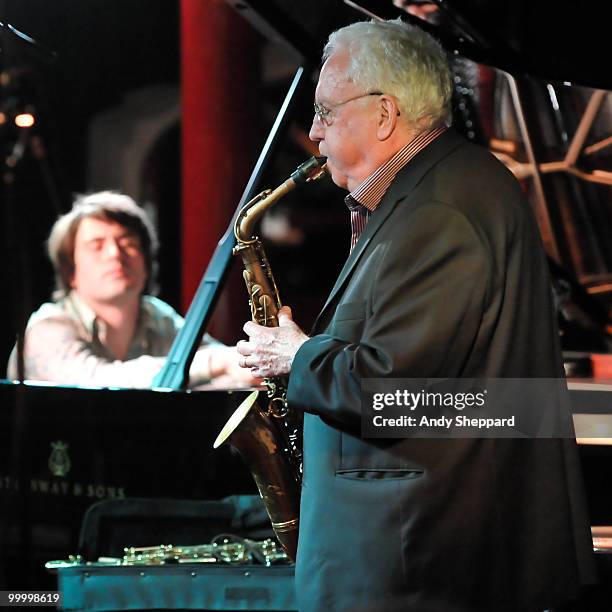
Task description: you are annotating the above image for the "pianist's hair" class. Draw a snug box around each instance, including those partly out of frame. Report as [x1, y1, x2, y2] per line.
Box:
[47, 191, 159, 300]
[323, 18, 452, 131]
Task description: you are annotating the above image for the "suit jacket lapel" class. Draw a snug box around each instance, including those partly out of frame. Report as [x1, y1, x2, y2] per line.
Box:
[312, 129, 465, 333]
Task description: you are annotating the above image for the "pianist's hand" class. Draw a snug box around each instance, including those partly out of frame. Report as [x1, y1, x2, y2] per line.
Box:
[237, 306, 309, 378]
[191, 345, 263, 388]
[218, 345, 264, 387]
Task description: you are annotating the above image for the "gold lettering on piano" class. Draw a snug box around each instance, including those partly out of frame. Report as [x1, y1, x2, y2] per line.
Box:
[0, 475, 20, 492]
[30, 479, 70, 495]
[0, 472, 125, 500]
[26, 478, 125, 499]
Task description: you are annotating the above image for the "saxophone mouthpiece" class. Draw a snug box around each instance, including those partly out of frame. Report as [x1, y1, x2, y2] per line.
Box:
[291, 156, 328, 184]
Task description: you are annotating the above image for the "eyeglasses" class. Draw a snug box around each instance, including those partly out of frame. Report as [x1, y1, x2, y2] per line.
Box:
[313, 91, 383, 126]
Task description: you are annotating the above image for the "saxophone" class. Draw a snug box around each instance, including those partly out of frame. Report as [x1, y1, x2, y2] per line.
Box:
[214, 156, 327, 561]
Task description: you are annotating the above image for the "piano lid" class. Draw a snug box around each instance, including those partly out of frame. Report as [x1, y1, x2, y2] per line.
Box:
[226, 0, 611, 91]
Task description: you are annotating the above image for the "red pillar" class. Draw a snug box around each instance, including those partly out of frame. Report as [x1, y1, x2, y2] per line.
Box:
[180, 0, 260, 340]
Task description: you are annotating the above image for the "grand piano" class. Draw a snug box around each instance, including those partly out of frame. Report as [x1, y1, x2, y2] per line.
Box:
[1, 0, 611, 597]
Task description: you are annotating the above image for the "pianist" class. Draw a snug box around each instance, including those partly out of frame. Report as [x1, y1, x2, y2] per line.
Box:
[6, 191, 255, 389]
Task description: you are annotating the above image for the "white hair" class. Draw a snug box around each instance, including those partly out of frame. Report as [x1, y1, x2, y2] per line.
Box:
[323, 18, 452, 130]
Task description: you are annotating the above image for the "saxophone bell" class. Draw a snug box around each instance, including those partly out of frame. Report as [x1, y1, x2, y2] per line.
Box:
[213, 390, 301, 560]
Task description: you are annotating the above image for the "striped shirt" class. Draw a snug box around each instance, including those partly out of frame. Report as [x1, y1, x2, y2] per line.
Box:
[346, 127, 446, 252]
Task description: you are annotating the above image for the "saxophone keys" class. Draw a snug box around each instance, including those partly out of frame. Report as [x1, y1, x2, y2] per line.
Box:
[258, 294, 277, 326]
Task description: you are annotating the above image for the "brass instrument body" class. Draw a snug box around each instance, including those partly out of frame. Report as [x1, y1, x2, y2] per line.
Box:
[237, 238, 281, 328]
[214, 156, 326, 562]
[123, 537, 289, 566]
[45, 538, 289, 569]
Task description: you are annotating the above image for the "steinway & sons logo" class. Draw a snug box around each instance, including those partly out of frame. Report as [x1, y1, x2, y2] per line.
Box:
[0, 440, 126, 500]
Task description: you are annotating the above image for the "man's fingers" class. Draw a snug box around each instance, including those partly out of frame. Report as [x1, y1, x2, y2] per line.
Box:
[278, 305, 294, 326]
[236, 340, 252, 356]
[243, 320, 272, 337]
[278, 305, 292, 317]
[243, 321, 257, 335]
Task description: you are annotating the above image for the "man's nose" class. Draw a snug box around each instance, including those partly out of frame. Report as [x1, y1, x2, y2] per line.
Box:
[309, 117, 324, 142]
[103, 239, 122, 258]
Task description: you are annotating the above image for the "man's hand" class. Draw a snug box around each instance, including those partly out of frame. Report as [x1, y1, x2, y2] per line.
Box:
[237, 306, 309, 378]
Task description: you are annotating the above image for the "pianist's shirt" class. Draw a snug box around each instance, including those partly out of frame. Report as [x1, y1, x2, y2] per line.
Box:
[6, 291, 218, 388]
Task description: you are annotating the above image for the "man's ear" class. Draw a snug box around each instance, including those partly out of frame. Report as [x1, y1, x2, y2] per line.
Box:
[376, 95, 400, 140]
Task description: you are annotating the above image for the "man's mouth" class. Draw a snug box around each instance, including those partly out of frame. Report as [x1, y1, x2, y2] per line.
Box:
[104, 268, 129, 279]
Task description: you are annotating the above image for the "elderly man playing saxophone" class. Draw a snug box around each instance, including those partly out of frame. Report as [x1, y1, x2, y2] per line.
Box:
[237, 18, 594, 612]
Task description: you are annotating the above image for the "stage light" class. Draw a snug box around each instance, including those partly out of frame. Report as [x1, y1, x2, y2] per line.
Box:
[15, 113, 35, 128]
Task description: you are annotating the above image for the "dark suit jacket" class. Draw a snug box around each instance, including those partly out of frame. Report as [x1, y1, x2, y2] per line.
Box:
[286, 129, 596, 612]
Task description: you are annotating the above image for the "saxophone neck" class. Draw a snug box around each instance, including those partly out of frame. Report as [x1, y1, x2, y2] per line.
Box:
[234, 183, 291, 243]
[234, 156, 327, 243]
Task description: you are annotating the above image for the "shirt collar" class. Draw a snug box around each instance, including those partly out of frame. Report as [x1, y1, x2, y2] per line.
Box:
[65, 291, 98, 339]
[345, 126, 447, 212]
[64, 290, 152, 346]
